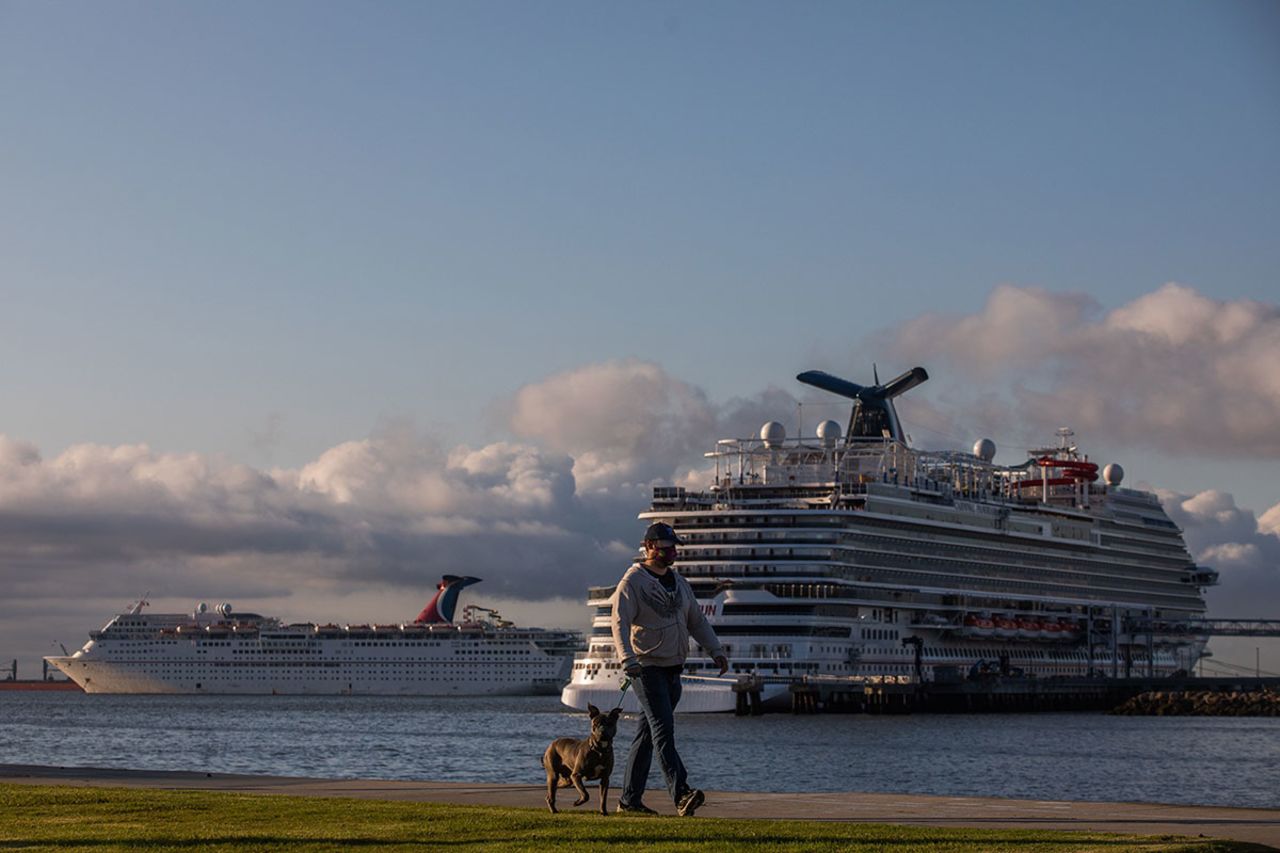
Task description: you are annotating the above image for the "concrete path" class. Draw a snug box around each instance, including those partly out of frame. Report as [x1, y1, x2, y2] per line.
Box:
[2, 763, 1277, 848]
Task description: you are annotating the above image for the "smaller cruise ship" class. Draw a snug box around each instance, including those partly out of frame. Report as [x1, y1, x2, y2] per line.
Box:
[46, 576, 584, 696]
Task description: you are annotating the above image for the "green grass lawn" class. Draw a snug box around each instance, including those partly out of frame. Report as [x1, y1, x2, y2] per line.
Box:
[0, 784, 1266, 852]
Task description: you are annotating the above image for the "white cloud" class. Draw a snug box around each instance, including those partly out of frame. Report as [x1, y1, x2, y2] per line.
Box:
[508, 358, 717, 490]
[1258, 503, 1280, 537]
[506, 358, 801, 491]
[0, 426, 623, 666]
[880, 283, 1280, 457]
[1159, 488, 1280, 619]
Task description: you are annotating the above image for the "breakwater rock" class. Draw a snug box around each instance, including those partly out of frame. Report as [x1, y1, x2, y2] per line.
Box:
[1110, 688, 1280, 716]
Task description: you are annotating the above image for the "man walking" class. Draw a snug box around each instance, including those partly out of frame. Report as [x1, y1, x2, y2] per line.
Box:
[610, 521, 728, 816]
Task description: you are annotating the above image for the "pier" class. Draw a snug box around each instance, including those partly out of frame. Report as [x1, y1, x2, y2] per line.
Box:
[775, 674, 1280, 715]
[0, 658, 81, 691]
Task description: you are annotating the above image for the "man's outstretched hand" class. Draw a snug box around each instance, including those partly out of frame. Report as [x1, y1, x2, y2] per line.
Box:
[714, 655, 729, 675]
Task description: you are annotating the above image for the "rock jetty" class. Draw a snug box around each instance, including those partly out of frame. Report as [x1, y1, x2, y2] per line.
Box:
[1110, 688, 1280, 716]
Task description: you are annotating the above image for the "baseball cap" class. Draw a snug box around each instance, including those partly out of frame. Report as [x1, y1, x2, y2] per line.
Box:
[642, 522, 683, 545]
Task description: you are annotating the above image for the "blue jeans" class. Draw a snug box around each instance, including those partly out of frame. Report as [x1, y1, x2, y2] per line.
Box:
[621, 664, 689, 807]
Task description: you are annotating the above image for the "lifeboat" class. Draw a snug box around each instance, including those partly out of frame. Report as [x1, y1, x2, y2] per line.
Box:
[960, 614, 995, 638]
[1015, 618, 1041, 639]
[993, 617, 1018, 639]
[1041, 621, 1064, 640]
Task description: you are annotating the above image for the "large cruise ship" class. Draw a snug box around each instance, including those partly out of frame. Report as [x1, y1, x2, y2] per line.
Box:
[47, 576, 584, 695]
[563, 366, 1217, 713]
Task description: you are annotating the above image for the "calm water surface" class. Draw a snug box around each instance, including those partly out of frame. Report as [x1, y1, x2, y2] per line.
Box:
[2, 693, 1277, 809]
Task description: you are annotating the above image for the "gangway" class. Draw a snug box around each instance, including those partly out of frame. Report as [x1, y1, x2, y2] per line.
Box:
[1199, 657, 1279, 678]
[1129, 619, 1280, 637]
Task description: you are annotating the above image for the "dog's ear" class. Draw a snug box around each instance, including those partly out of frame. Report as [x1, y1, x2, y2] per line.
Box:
[608, 707, 622, 720]
[587, 703, 600, 718]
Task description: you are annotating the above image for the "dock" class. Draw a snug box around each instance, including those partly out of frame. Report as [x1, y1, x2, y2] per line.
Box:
[2, 658, 81, 690]
[0, 679, 82, 692]
[763, 674, 1280, 715]
[2, 763, 1277, 846]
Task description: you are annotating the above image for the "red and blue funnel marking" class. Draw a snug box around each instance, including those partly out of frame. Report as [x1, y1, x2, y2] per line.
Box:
[414, 576, 481, 624]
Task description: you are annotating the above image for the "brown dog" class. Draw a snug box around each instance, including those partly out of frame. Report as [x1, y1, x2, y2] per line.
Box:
[542, 703, 621, 815]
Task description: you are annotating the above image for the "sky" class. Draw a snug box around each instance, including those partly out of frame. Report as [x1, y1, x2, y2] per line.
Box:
[1, 1, 1277, 675]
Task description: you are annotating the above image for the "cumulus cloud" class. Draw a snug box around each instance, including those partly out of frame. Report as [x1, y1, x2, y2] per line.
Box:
[507, 358, 716, 490]
[507, 358, 798, 491]
[1258, 503, 1280, 537]
[1158, 488, 1280, 619]
[878, 283, 1280, 457]
[0, 428, 632, 665]
[1156, 488, 1280, 673]
[0, 360, 808, 669]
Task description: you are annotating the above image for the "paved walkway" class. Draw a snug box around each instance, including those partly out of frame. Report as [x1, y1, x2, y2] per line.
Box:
[3, 764, 1277, 848]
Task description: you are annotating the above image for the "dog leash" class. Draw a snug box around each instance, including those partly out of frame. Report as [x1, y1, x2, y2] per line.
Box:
[611, 676, 633, 712]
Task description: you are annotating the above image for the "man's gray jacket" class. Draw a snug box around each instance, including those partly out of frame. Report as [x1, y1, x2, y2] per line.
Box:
[610, 563, 724, 670]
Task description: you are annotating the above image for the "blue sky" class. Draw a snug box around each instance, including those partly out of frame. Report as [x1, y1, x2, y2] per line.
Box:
[0, 2, 1278, 668]
[3, 2, 1276, 458]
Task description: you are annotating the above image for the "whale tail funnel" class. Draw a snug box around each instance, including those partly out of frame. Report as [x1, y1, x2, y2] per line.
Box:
[796, 366, 928, 442]
[414, 576, 482, 624]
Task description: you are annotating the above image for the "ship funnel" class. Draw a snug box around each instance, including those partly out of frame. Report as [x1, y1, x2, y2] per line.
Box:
[796, 366, 928, 442]
[878, 367, 929, 399]
[415, 576, 482, 624]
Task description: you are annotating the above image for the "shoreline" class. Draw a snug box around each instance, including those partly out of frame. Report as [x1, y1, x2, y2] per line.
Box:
[2, 763, 1277, 847]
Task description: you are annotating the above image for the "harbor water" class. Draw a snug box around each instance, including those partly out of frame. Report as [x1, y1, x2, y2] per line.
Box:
[2, 692, 1277, 810]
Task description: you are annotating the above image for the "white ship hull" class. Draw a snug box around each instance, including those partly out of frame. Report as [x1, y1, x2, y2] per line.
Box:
[561, 671, 786, 714]
[47, 578, 584, 697]
[48, 656, 571, 696]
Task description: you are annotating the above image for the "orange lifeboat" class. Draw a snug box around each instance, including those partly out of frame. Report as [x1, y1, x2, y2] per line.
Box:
[993, 617, 1018, 639]
[961, 614, 995, 638]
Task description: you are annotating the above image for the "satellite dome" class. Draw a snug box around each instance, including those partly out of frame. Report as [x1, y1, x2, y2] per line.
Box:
[197, 602, 208, 614]
[973, 438, 996, 462]
[816, 419, 842, 448]
[760, 421, 786, 448]
[1103, 463, 1124, 486]
[219, 603, 233, 617]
